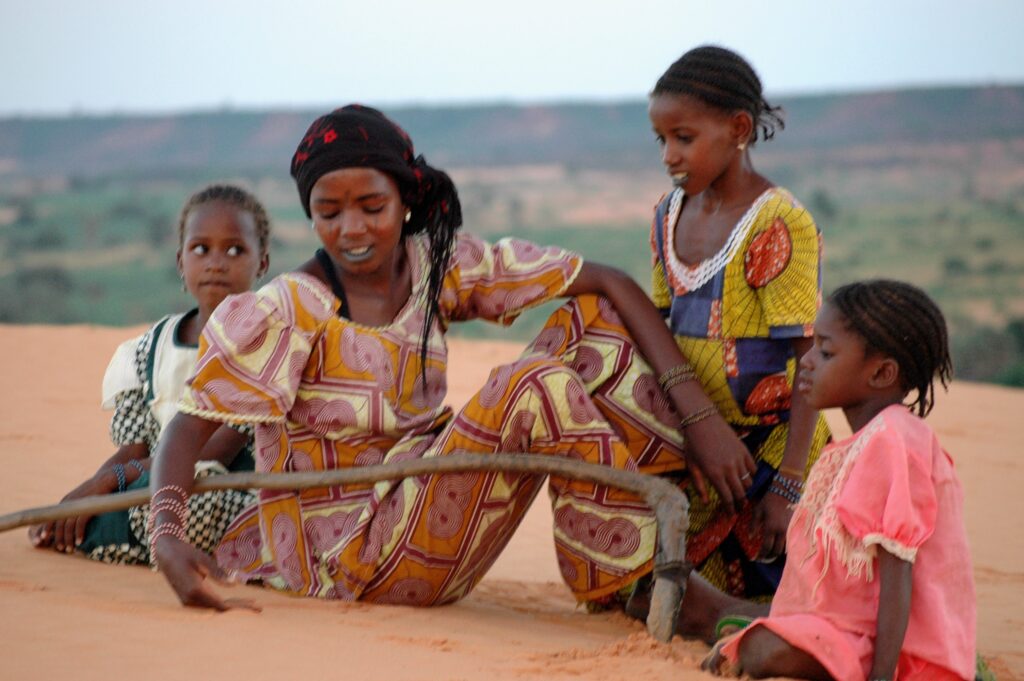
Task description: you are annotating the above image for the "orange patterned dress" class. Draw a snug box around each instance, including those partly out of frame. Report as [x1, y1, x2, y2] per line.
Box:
[181, 233, 686, 604]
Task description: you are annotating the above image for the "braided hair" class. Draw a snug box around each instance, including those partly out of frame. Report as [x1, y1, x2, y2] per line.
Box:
[652, 45, 784, 145]
[290, 105, 463, 384]
[177, 183, 271, 256]
[829, 280, 952, 417]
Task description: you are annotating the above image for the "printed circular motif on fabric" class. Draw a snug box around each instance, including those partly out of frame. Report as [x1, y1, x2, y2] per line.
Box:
[219, 296, 269, 354]
[455, 235, 486, 269]
[426, 472, 476, 539]
[359, 489, 405, 565]
[499, 409, 537, 452]
[509, 238, 548, 264]
[409, 365, 446, 410]
[744, 217, 792, 288]
[304, 510, 360, 555]
[743, 374, 791, 415]
[528, 326, 567, 357]
[631, 373, 678, 428]
[270, 512, 304, 591]
[568, 345, 604, 383]
[215, 523, 262, 570]
[565, 378, 598, 425]
[557, 551, 579, 582]
[354, 446, 385, 466]
[374, 577, 435, 605]
[478, 364, 515, 408]
[554, 507, 642, 558]
[291, 397, 358, 432]
[340, 328, 394, 388]
[204, 379, 275, 416]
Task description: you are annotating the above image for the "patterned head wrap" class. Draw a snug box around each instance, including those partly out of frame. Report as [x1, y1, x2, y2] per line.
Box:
[290, 105, 463, 383]
[290, 104, 462, 236]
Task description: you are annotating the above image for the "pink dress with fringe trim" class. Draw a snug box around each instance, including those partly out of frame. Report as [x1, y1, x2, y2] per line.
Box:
[720, 405, 975, 680]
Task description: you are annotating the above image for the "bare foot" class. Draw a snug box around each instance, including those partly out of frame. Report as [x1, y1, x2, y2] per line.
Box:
[675, 574, 769, 643]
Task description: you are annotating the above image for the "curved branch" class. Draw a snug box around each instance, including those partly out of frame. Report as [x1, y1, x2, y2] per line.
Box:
[2, 453, 691, 641]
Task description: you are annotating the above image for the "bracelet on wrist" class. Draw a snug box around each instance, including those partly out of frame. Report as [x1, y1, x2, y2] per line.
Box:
[657, 363, 697, 392]
[768, 483, 801, 504]
[678, 405, 717, 430]
[126, 459, 146, 478]
[112, 463, 127, 493]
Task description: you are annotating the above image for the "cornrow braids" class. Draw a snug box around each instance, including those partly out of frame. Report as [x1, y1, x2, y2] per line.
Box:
[652, 45, 784, 144]
[829, 280, 953, 417]
[177, 184, 272, 256]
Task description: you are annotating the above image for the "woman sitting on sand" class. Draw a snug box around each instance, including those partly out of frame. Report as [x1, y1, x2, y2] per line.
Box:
[147, 105, 760, 628]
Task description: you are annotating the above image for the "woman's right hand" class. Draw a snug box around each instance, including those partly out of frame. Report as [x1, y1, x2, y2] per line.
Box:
[680, 415, 756, 512]
[153, 535, 259, 612]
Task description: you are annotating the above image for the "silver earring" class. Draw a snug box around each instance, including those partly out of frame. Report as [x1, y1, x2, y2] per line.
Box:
[404, 210, 412, 224]
[310, 220, 316, 231]
[180, 275, 187, 292]
[737, 141, 747, 152]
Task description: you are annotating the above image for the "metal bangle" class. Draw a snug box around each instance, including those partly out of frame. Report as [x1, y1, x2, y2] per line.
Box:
[657, 363, 696, 392]
[678, 405, 718, 430]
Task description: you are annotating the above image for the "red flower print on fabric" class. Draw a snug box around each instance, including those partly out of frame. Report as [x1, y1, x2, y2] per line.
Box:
[323, 129, 337, 144]
[744, 374, 791, 415]
[744, 217, 792, 288]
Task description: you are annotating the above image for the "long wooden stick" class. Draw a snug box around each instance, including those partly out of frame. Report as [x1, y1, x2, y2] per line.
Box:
[0, 453, 691, 641]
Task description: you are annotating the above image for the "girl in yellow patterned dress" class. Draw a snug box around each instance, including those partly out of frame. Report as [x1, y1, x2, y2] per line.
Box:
[647, 46, 831, 599]
[145, 104, 760, 616]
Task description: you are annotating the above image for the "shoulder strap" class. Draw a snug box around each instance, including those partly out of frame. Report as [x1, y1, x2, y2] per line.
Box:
[144, 316, 172, 403]
[652, 193, 671, 266]
[314, 248, 351, 319]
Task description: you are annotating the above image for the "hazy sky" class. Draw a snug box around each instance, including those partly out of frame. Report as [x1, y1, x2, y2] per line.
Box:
[2, 0, 1022, 116]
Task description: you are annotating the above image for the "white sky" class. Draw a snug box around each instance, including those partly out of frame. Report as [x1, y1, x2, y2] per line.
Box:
[1, 0, 1022, 115]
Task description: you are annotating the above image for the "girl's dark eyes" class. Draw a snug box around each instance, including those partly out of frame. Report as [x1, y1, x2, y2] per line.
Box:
[227, 245, 242, 256]
[189, 244, 208, 255]
[820, 350, 834, 359]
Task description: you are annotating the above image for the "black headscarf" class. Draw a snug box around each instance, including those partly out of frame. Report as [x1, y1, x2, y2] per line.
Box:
[290, 104, 464, 383]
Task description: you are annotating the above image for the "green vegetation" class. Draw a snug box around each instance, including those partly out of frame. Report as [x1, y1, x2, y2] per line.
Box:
[1, 85, 1022, 386]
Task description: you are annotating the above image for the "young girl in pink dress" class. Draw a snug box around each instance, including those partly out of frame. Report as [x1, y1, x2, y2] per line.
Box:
[706, 279, 976, 680]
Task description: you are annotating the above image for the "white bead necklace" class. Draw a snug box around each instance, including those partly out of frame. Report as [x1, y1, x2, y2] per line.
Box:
[663, 186, 775, 293]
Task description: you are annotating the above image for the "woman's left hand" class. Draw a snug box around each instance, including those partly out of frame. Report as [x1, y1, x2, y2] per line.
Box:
[753, 491, 793, 561]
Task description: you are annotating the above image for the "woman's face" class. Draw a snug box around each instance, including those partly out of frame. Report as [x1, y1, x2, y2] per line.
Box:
[309, 167, 407, 280]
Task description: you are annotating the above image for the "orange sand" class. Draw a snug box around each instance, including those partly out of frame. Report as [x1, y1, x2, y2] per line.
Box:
[0, 324, 1020, 680]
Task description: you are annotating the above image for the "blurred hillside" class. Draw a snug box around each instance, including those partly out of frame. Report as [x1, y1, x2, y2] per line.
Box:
[1, 85, 1023, 385]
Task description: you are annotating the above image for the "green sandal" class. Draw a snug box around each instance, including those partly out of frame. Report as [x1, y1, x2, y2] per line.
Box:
[714, 615, 755, 640]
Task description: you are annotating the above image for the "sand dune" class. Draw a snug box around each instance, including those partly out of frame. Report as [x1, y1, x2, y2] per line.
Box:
[0, 324, 1019, 680]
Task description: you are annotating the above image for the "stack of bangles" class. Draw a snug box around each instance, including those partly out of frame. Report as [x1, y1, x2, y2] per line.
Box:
[657, 362, 698, 392]
[768, 466, 805, 504]
[658, 363, 717, 430]
[147, 484, 190, 566]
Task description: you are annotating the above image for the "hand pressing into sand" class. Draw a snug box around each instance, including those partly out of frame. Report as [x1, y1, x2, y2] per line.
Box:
[152, 534, 260, 612]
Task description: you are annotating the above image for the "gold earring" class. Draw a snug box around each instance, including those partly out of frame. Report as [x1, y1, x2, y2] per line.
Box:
[737, 141, 747, 152]
[404, 210, 412, 224]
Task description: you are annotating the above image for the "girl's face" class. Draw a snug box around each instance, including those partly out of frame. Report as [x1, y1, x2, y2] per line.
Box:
[310, 167, 407, 280]
[177, 201, 266, 315]
[648, 93, 744, 195]
[798, 302, 885, 411]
